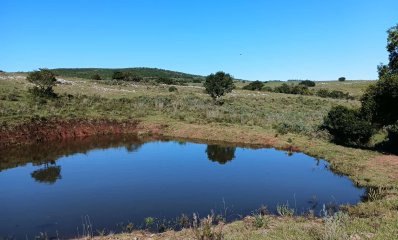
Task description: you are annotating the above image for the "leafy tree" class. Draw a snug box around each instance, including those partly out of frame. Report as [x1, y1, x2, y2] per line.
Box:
[360, 73, 398, 126]
[242, 80, 264, 91]
[387, 24, 398, 73]
[377, 24, 398, 77]
[299, 80, 316, 87]
[26, 69, 57, 98]
[203, 71, 235, 100]
[206, 145, 236, 164]
[338, 77, 346, 81]
[322, 106, 373, 146]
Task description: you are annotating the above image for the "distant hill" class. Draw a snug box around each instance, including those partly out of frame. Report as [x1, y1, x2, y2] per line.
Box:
[50, 68, 204, 82]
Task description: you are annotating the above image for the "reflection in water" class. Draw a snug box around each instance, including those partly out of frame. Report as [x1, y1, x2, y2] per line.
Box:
[31, 163, 62, 184]
[206, 145, 236, 164]
[0, 136, 366, 238]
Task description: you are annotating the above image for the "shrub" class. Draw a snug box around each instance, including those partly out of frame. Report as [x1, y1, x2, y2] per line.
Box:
[242, 80, 264, 91]
[26, 69, 57, 98]
[112, 71, 125, 80]
[316, 89, 353, 100]
[273, 84, 312, 95]
[338, 77, 346, 81]
[322, 106, 373, 146]
[299, 80, 316, 87]
[276, 203, 295, 217]
[92, 74, 102, 80]
[169, 86, 178, 92]
[203, 71, 235, 100]
[156, 77, 175, 85]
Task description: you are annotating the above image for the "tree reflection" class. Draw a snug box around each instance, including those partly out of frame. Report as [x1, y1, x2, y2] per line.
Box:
[31, 163, 62, 184]
[206, 145, 236, 164]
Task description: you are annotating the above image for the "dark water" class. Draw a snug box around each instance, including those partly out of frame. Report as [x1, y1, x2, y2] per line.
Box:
[0, 135, 364, 238]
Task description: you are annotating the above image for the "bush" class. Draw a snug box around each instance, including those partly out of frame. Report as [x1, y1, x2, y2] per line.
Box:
[322, 106, 373, 146]
[242, 80, 264, 91]
[168, 86, 178, 92]
[316, 89, 353, 100]
[299, 80, 316, 87]
[26, 69, 57, 98]
[274, 84, 312, 95]
[204, 71, 235, 100]
[360, 74, 398, 126]
[156, 77, 175, 85]
[338, 77, 346, 81]
[112, 71, 125, 80]
[92, 74, 101, 80]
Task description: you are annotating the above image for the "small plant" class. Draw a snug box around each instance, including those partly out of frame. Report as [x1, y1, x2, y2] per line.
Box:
[321, 212, 349, 240]
[192, 213, 224, 240]
[276, 203, 295, 217]
[366, 186, 386, 201]
[144, 217, 156, 228]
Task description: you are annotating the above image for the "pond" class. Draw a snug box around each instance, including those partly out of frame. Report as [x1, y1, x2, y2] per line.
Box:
[0, 135, 364, 238]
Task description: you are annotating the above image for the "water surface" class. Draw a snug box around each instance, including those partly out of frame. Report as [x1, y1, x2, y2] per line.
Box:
[0, 135, 364, 238]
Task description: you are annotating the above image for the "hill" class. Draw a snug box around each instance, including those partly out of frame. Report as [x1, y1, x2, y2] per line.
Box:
[50, 67, 204, 82]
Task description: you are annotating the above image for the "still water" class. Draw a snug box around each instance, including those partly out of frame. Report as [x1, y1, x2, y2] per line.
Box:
[0, 135, 364, 238]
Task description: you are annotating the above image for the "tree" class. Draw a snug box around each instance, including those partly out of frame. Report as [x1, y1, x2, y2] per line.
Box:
[242, 80, 264, 91]
[360, 73, 398, 126]
[377, 23, 398, 77]
[338, 77, 346, 81]
[206, 145, 236, 164]
[26, 69, 57, 98]
[203, 71, 235, 100]
[387, 24, 398, 73]
[322, 106, 373, 146]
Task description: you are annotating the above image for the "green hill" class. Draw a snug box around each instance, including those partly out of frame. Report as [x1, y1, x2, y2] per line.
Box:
[50, 67, 204, 82]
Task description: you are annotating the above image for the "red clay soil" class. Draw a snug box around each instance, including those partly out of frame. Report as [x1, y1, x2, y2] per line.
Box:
[0, 119, 144, 147]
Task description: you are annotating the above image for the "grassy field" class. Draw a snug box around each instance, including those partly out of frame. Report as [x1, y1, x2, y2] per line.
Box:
[0, 72, 397, 239]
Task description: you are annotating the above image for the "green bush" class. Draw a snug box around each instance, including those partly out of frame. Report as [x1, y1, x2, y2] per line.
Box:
[322, 106, 373, 146]
[316, 89, 353, 100]
[338, 77, 346, 81]
[26, 69, 57, 98]
[299, 80, 316, 87]
[242, 80, 264, 91]
[168, 86, 178, 92]
[92, 74, 102, 80]
[156, 77, 175, 85]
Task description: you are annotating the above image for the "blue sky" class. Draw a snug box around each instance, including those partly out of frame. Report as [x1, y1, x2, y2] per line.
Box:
[1, 0, 397, 80]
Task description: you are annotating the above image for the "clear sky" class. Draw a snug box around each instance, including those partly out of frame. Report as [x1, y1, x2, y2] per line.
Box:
[1, 0, 397, 80]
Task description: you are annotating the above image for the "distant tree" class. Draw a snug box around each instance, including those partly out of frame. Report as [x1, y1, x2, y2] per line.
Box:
[242, 80, 264, 91]
[156, 77, 175, 85]
[299, 80, 316, 87]
[322, 106, 373, 146]
[112, 71, 125, 80]
[26, 69, 57, 98]
[338, 77, 346, 82]
[206, 145, 236, 164]
[203, 71, 235, 100]
[92, 73, 102, 80]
